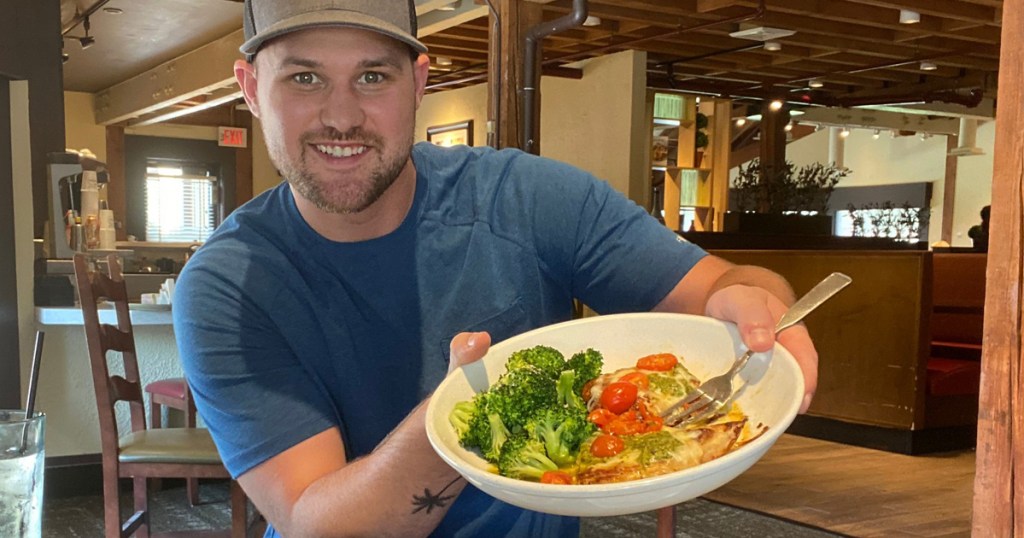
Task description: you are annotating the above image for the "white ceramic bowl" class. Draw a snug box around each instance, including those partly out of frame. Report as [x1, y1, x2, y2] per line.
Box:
[425, 312, 804, 517]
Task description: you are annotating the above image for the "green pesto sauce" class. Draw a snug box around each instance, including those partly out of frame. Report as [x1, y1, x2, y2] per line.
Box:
[624, 431, 682, 466]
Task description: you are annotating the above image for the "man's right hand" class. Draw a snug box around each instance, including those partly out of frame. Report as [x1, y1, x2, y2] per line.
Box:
[448, 332, 491, 373]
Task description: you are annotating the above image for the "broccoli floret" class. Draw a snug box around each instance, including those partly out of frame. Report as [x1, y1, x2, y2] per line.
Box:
[480, 412, 511, 462]
[566, 348, 604, 393]
[456, 394, 512, 463]
[556, 370, 586, 411]
[525, 407, 596, 467]
[497, 434, 558, 481]
[505, 345, 566, 380]
[449, 400, 477, 444]
[486, 368, 558, 432]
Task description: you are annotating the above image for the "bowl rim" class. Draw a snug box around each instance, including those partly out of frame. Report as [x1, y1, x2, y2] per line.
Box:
[425, 312, 804, 498]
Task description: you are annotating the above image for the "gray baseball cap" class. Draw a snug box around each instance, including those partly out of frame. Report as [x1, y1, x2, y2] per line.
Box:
[241, 0, 428, 60]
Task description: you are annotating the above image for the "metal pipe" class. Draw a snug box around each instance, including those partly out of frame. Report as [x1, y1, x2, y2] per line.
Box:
[486, 0, 501, 148]
[522, 0, 589, 153]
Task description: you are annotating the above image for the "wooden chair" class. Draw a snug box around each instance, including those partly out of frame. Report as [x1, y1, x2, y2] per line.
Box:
[145, 377, 201, 505]
[74, 253, 250, 538]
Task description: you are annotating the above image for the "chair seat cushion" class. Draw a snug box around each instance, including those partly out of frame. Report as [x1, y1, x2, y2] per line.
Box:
[119, 428, 223, 465]
[145, 377, 188, 400]
[927, 358, 982, 397]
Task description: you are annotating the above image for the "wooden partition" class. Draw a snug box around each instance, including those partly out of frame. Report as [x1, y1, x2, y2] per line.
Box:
[712, 250, 932, 430]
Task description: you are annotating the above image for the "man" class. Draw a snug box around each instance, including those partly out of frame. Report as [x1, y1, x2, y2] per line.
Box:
[173, 0, 818, 536]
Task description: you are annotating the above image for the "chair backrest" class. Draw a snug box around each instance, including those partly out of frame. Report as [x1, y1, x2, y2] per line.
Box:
[73, 254, 148, 456]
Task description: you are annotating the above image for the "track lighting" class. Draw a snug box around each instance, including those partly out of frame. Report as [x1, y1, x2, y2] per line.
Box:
[764, 41, 782, 52]
[839, 127, 851, 138]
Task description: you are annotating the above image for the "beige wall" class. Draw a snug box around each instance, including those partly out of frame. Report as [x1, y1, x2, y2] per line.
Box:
[411, 50, 649, 205]
[12, 81, 35, 407]
[541, 50, 649, 205]
[63, 91, 107, 162]
[785, 122, 995, 246]
[415, 82, 489, 147]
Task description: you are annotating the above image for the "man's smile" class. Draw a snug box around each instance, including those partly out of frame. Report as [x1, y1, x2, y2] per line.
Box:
[314, 143, 369, 159]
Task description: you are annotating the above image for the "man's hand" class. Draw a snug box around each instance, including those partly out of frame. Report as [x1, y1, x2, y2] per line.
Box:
[705, 284, 818, 413]
[448, 331, 491, 373]
[655, 256, 819, 414]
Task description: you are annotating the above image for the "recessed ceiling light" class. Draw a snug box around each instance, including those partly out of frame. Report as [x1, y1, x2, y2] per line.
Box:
[769, 99, 784, 111]
[438, 1, 459, 11]
[839, 127, 851, 138]
[920, 61, 938, 71]
[899, 9, 921, 24]
[103, 7, 123, 15]
[784, 122, 794, 132]
[808, 78, 824, 88]
[735, 118, 747, 127]
[872, 129, 881, 140]
[435, 56, 453, 66]
[583, 16, 602, 27]
[764, 41, 782, 52]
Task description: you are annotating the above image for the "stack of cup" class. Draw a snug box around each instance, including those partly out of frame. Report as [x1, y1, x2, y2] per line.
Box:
[98, 209, 116, 250]
[80, 171, 100, 249]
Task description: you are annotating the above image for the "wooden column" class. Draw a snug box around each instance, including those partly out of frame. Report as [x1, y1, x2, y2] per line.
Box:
[709, 98, 733, 231]
[105, 126, 127, 240]
[759, 103, 789, 208]
[490, 0, 542, 150]
[972, 0, 1024, 534]
[941, 135, 958, 244]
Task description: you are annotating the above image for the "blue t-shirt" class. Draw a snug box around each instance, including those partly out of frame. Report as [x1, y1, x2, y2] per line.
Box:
[174, 143, 707, 537]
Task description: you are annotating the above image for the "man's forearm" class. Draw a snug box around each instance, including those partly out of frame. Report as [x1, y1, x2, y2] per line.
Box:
[292, 401, 465, 537]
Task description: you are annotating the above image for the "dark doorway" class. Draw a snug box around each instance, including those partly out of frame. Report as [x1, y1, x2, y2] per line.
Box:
[1, 77, 22, 408]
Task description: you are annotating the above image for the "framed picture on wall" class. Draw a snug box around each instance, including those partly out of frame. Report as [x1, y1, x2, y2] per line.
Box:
[427, 120, 473, 147]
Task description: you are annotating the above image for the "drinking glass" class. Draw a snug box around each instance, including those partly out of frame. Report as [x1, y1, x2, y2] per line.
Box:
[0, 410, 45, 537]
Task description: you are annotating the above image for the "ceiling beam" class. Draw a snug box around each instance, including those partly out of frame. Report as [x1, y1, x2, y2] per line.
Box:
[795, 106, 962, 134]
[94, 30, 243, 125]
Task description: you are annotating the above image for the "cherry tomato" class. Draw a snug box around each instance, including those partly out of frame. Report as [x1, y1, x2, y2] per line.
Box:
[618, 371, 650, 390]
[605, 416, 645, 436]
[541, 470, 574, 484]
[600, 382, 638, 414]
[588, 408, 617, 427]
[590, 434, 625, 458]
[636, 353, 678, 371]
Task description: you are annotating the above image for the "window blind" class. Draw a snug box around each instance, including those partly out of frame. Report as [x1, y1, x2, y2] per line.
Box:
[145, 166, 217, 242]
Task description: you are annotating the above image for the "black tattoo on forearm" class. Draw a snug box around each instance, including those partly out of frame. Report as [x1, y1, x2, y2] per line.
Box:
[411, 477, 461, 514]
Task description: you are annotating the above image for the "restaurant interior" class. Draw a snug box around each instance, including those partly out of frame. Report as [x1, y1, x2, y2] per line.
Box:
[2, 0, 1019, 536]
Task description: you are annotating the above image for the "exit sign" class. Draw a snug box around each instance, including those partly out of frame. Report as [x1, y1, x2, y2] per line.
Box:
[218, 126, 248, 148]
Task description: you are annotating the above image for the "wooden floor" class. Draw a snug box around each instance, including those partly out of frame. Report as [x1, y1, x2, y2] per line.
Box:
[703, 434, 976, 537]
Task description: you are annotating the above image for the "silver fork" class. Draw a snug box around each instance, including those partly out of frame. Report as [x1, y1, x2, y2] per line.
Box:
[661, 272, 853, 426]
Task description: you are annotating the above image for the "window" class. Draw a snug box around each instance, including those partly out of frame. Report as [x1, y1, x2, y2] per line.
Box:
[145, 161, 219, 242]
[834, 206, 925, 243]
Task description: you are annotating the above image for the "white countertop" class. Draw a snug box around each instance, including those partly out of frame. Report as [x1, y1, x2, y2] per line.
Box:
[36, 306, 174, 326]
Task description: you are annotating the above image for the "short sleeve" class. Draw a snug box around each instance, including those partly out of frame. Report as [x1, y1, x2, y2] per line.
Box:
[507, 156, 708, 313]
[173, 251, 338, 478]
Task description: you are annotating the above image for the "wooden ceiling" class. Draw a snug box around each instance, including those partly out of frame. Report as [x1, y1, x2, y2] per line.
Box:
[420, 0, 1002, 110]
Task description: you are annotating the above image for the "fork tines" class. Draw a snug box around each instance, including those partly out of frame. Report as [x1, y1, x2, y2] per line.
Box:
[662, 390, 728, 427]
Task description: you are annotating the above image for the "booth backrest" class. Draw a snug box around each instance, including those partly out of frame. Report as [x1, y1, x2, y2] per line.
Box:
[930, 253, 987, 349]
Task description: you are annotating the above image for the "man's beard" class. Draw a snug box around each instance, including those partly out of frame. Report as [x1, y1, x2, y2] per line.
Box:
[274, 125, 413, 214]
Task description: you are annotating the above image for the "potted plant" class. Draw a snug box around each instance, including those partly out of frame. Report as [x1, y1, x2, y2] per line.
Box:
[726, 159, 849, 235]
[694, 112, 709, 168]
